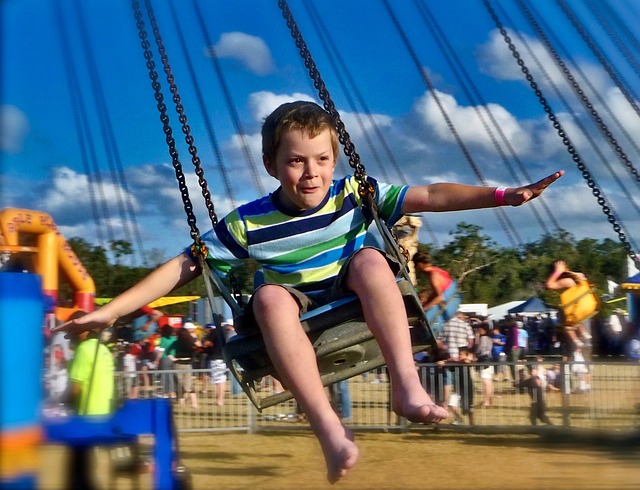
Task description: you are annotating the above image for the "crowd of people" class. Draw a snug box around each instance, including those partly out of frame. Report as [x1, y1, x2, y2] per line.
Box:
[409, 252, 629, 427]
[114, 315, 237, 409]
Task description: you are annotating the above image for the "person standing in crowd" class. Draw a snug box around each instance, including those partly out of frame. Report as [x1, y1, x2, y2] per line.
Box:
[438, 310, 475, 418]
[439, 311, 475, 361]
[156, 324, 177, 399]
[47, 345, 69, 405]
[330, 379, 352, 422]
[66, 310, 115, 489]
[545, 363, 562, 393]
[202, 320, 228, 406]
[447, 346, 475, 425]
[167, 327, 201, 409]
[509, 320, 528, 384]
[122, 343, 139, 399]
[491, 324, 510, 382]
[475, 322, 494, 407]
[525, 364, 553, 426]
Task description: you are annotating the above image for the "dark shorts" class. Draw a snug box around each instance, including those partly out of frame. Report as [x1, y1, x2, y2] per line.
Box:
[234, 247, 402, 336]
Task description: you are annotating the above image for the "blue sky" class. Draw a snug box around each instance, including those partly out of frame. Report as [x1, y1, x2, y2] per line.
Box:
[2, 0, 640, 266]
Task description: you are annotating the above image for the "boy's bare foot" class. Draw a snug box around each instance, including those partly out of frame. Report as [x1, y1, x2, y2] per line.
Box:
[395, 402, 449, 423]
[320, 425, 359, 484]
[392, 390, 449, 423]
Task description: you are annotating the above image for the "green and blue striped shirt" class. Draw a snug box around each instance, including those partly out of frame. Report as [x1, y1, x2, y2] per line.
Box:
[197, 175, 407, 296]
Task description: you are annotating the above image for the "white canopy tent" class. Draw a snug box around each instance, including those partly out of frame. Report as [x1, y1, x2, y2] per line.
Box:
[486, 301, 525, 321]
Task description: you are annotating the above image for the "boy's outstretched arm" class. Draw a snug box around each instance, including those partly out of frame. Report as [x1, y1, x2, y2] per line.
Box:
[401, 170, 563, 214]
[54, 252, 200, 334]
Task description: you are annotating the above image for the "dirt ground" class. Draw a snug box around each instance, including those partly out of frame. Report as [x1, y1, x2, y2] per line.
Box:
[40, 428, 640, 490]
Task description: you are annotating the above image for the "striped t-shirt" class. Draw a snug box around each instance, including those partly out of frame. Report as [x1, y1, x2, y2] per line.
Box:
[196, 175, 408, 296]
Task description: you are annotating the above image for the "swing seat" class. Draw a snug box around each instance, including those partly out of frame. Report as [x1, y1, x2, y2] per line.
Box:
[222, 277, 436, 411]
[424, 280, 461, 338]
[559, 281, 599, 326]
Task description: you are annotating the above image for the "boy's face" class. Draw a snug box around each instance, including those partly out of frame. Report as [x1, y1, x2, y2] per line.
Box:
[264, 128, 336, 211]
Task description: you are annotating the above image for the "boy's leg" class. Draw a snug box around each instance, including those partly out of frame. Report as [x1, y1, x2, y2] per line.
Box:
[252, 285, 358, 483]
[344, 249, 448, 423]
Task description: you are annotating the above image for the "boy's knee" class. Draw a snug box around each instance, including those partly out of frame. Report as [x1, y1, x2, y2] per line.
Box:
[252, 285, 297, 314]
[348, 248, 390, 275]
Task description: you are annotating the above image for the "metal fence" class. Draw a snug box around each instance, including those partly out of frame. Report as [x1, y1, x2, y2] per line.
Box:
[113, 359, 640, 433]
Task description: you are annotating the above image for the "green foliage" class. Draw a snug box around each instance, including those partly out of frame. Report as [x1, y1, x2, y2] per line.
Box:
[416, 225, 629, 307]
[64, 225, 631, 313]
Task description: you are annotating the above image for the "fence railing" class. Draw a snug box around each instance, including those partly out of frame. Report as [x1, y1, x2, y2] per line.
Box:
[111, 359, 640, 433]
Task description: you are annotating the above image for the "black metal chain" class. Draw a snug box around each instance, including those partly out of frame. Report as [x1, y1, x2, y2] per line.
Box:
[556, 0, 640, 121]
[131, 0, 213, 258]
[277, 0, 373, 199]
[277, 0, 412, 262]
[517, 0, 640, 188]
[142, 0, 218, 230]
[483, 0, 639, 270]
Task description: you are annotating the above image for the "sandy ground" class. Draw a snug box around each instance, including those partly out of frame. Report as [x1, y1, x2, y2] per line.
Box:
[39, 428, 640, 490]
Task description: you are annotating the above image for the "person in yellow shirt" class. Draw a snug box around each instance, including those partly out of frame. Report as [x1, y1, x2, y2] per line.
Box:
[66, 310, 115, 489]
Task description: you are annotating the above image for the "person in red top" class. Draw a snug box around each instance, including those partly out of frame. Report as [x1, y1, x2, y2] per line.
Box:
[413, 251, 453, 310]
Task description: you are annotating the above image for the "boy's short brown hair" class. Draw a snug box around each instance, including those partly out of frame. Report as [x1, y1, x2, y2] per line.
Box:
[261, 101, 339, 164]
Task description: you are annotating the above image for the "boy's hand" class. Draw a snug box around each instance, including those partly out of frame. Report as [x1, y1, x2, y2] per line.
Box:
[52, 309, 117, 336]
[505, 170, 564, 206]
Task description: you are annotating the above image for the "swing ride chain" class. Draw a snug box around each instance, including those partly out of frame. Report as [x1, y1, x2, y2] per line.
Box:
[483, 0, 640, 270]
[277, 0, 373, 200]
[131, 0, 212, 259]
[278, 0, 409, 262]
[518, 0, 640, 187]
[557, 0, 640, 121]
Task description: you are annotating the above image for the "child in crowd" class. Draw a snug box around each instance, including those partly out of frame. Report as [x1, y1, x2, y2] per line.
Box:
[447, 346, 475, 425]
[525, 364, 553, 425]
[58, 101, 562, 483]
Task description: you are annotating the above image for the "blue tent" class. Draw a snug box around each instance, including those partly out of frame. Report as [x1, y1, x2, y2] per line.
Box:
[508, 297, 553, 314]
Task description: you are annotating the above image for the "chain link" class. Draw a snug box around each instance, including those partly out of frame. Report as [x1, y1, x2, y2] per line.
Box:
[278, 0, 370, 198]
[557, 0, 640, 121]
[483, 0, 639, 270]
[279, 0, 413, 263]
[131, 0, 218, 258]
[143, 0, 218, 231]
[518, 0, 640, 187]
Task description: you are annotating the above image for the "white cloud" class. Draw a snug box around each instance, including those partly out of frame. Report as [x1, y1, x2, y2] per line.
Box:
[36, 166, 140, 225]
[247, 91, 315, 123]
[340, 110, 393, 141]
[412, 89, 531, 153]
[477, 29, 566, 87]
[605, 87, 640, 148]
[0, 105, 30, 154]
[205, 32, 276, 76]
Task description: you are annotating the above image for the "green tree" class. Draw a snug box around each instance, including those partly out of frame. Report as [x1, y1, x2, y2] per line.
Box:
[110, 239, 133, 265]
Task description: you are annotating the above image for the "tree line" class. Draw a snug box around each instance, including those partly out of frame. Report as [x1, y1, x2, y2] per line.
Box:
[64, 222, 631, 317]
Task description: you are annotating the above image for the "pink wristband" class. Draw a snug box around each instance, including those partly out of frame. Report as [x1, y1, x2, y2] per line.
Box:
[494, 186, 507, 206]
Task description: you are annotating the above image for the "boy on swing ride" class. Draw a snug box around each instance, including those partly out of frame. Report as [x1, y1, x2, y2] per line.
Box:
[60, 101, 563, 483]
